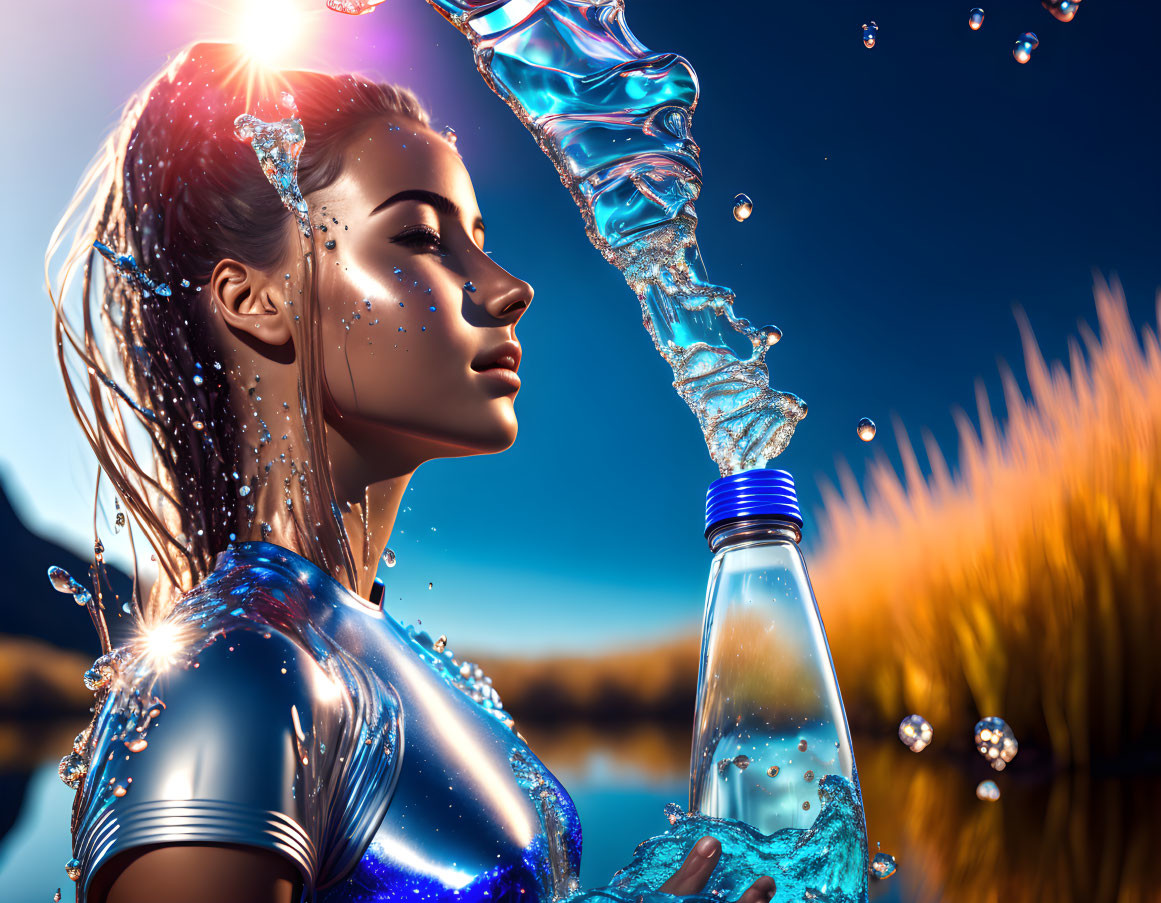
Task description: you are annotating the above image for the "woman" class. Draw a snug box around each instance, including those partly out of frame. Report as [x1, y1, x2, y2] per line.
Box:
[47, 42, 777, 903]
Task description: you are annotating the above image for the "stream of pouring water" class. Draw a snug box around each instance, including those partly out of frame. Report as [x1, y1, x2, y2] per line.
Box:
[374, 0, 807, 474]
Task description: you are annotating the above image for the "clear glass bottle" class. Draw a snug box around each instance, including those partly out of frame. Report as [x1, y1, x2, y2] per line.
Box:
[689, 469, 860, 835]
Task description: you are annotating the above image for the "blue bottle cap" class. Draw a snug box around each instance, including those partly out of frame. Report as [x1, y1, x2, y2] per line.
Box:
[705, 469, 803, 535]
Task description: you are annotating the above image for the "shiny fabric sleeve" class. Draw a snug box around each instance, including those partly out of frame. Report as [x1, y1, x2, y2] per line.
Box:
[72, 624, 402, 900]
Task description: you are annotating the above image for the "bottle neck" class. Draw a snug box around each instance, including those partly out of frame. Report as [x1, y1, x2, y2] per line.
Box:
[706, 516, 802, 553]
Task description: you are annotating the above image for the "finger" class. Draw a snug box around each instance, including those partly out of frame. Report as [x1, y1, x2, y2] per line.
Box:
[657, 836, 721, 895]
[732, 875, 776, 903]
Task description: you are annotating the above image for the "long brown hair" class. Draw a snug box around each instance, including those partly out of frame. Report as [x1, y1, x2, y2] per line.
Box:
[45, 42, 429, 623]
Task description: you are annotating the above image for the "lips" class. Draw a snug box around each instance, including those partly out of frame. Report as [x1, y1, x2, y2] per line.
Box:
[471, 340, 522, 374]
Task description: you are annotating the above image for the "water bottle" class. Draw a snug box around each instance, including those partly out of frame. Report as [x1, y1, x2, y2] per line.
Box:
[689, 469, 860, 834]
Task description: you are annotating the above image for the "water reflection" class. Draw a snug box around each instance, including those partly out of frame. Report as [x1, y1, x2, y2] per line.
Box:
[1, 719, 1159, 901]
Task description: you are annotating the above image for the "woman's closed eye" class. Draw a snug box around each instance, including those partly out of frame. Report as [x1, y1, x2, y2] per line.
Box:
[391, 225, 445, 255]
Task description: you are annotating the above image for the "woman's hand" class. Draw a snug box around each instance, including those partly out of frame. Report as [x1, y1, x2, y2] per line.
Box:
[658, 836, 776, 903]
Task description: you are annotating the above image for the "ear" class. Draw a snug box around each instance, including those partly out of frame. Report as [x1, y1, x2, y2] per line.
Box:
[209, 258, 293, 347]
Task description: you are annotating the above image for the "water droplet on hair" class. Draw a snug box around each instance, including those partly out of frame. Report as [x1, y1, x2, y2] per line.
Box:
[862, 21, 878, 48]
[969, 8, 985, 29]
[239, 485, 251, 497]
[732, 193, 753, 222]
[180, 278, 191, 288]
[857, 417, 877, 441]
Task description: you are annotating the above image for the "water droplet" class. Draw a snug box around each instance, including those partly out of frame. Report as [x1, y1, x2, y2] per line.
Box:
[73, 726, 92, 755]
[233, 109, 310, 236]
[732, 754, 751, 770]
[383, 548, 396, 567]
[898, 714, 933, 752]
[1042, 0, 1081, 22]
[54, 889, 62, 902]
[766, 765, 780, 777]
[440, 125, 458, 145]
[974, 716, 1018, 770]
[58, 752, 86, 788]
[238, 485, 251, 497]
[968, 8, 985, 29]
[731, 193, 753, 222]
[113, 783, 128, 798]
[435, 635, 448, 653]
[47, 566, 91, 606]
[325, 239, 336, 250]
[664, 802, 684, 825]
[1012, 32, 1039, 64]
[804, 769, 815, 782]
[463, 281, 476, 293]
[192, 420, 205, 431]
[857, 417, 877, 442]
[429, 305, 437, 312]
[65, 859, 82, 882]
[125, 737, 148, 753]
[760, 325, 782, 346]
[797, 738, 808, 752]
[976, 779, 1001, 801]
[428, 582, 433, 590]
[801, 800, 811, 811]
[862, 21, 878, 49]
[869, 851, 897, 879]
[193, 373, 204, 386]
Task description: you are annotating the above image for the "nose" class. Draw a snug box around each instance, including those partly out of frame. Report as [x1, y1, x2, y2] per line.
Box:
[474, 260, 534, 324]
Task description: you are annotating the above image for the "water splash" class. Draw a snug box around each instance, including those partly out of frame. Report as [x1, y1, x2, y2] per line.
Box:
[968, 8, 985, 30]
[370, 0, 808, 474]
[234, 96, 310, 236]
[559, 774, 869, 903]
[1043, 0, 1081, 23]
[1012, 32, 1040, 65]
[92, 241, 171, 298]
[974, 716, 1018, 771]
[897, 714, 932, 752]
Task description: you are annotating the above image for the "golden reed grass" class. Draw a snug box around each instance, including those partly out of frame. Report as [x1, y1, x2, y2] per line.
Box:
[813, 278, 1161, 766]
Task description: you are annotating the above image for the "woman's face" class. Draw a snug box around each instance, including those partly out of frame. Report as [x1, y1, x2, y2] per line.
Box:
[304, 116, 533, 470]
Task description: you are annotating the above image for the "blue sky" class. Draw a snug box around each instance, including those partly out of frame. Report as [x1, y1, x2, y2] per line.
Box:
[3, 0, 1159, 654]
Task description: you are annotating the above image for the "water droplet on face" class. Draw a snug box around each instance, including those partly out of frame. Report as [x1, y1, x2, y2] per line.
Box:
[1042, 0, 1081, 22]
[976, 779, 1001, 801]
[732, 193, 753, 222]
[732, 754, 751, 770]
[968, 7, 985, 29]
[857, 417, 877, 442]
[766, 765, 780, 777]
[325, 239, 336, 250]
[862, 21, 878, 49]
[797, 739, 808, 752]
[383, 548, 396, 567]
[463, 281, 476, 293]
[869, 851, 897, 879]
[898, 714, 933, 752]
[65, 859, 82, 882]
[1012, 32, 1039, 64]
[974, 716, 1018, 770]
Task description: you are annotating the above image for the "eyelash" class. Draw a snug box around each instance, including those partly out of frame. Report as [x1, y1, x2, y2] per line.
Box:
[393, 225, 444, 254]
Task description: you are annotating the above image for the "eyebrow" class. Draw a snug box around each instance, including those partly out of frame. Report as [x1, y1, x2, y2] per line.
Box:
[371, 189, 485, 236]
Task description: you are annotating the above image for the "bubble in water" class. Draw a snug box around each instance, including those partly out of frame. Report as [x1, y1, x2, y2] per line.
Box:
[898, 714, 933, 752]
[58, 752, 86, 788]
[976, 779, 1001, 801]
[731, 193, 753, 222]
[326, 0, 387, 14]
[969, 8, 985, 29]
[862, 21, 878, 49]
[1043, 0, 1081, 22]
[869, 851, 897, 879]
[47, 566, 91, 606]
[440, 125, 458, 146]
[857, 417, 877, 442]
[732, 754, 752, 770]
[65, 859, 81, 882]
[383, 548, 396, 567]
[974, 716, 1018, 770]
[1012, 32, 1039, 64]
[766, 765, 780, 777]
[234, 108, 310, 236]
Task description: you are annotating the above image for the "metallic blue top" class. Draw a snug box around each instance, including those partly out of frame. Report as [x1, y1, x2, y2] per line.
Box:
[73, 541, 583, 902]
[704, 469, 803, 534]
